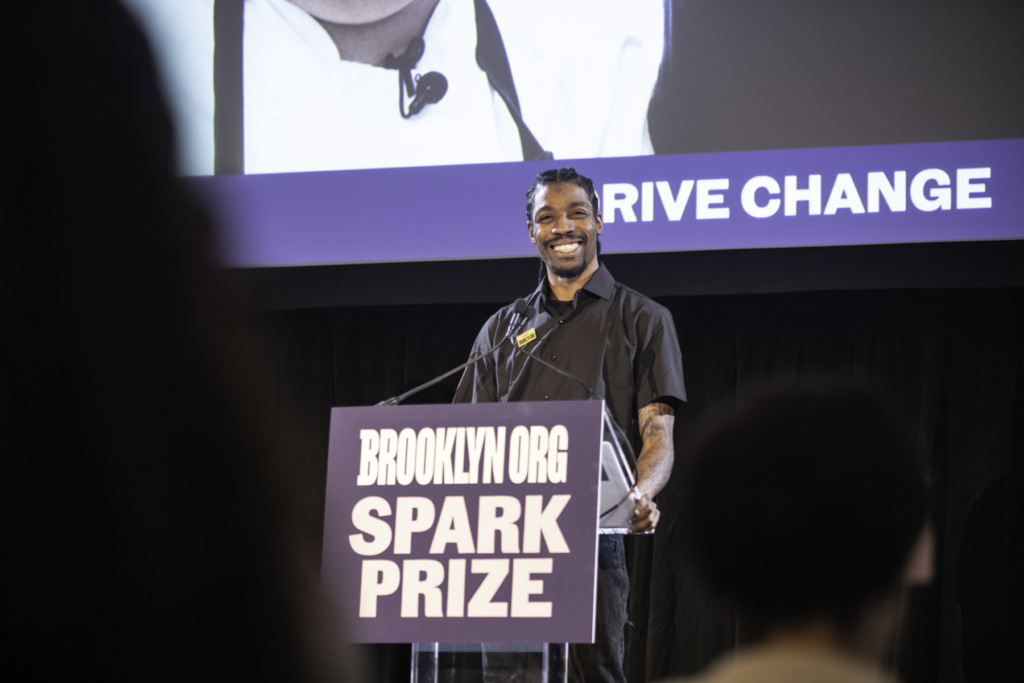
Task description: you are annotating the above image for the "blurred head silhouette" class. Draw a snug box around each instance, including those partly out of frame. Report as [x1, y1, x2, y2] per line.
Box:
[4, 2, 360, 679]
[679, 384, 932, 664]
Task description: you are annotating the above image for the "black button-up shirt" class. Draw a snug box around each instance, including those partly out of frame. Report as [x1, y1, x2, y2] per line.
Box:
[454, 265, 686, 455]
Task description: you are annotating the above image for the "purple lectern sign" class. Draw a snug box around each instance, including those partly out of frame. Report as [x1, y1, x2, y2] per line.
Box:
[322, 401, 604, 644]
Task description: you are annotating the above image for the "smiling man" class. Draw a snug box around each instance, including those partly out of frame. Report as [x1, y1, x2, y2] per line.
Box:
[455, 167, 686, 683]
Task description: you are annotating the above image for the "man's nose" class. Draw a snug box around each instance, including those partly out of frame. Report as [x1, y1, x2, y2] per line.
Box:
[552, 214, 574, 233]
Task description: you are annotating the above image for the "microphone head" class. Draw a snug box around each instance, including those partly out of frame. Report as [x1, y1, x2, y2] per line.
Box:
[417, 71, 448, 104]
[505, 298, 534, 338]
[407, 71, 448, 115]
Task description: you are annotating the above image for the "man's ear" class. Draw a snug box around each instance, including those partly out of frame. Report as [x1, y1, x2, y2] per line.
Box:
[527, 221, 536, 243]
[902, 520, 935, 586]
[596, 213, 603, 234]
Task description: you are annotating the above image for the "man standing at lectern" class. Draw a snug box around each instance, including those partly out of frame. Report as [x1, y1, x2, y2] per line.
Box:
[455, 167, 686, 682]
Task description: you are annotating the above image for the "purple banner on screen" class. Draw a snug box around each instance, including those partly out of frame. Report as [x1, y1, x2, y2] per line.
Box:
[321, 401, 603, 644]
[191, 138, 1024, 267]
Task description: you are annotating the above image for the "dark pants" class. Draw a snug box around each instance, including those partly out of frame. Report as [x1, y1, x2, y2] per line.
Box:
[477, 536, 629, 683]
[567, 535, 629, 683]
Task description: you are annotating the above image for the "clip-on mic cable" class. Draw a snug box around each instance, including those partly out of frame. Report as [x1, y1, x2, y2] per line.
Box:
[383, 35, 448, 118]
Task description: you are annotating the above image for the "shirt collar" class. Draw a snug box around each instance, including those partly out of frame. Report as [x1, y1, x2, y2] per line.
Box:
[581, 263, 615, 300]
[535, 262, 616, 304]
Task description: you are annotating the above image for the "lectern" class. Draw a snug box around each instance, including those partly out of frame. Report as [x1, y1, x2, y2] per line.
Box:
[322, 401, 631, 682]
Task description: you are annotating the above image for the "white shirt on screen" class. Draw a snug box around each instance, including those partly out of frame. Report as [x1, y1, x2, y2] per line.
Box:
[124, 0, 665, 175]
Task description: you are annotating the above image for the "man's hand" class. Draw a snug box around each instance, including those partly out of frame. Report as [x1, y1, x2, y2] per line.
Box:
[628, 489, 659, 533]
[629, 401, 675, 534]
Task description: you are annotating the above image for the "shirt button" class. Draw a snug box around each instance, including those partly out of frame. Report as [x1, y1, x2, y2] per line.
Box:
[551, 355, 557, 361]
[543, 395, 550, 401]
[557, 320, 564, 324]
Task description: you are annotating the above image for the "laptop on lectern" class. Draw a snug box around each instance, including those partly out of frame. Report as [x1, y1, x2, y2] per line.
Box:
[598, 406, 637, 532]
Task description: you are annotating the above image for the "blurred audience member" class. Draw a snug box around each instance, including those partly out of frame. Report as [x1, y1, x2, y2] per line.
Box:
[956, 463, 1023, 681]
[3, 2, 363, 679]
[662, 386, 933, 683]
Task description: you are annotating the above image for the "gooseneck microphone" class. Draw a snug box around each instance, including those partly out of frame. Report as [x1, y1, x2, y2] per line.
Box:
[375, 299, 533, 406]
[508, 305, 637, 467]
[508, 304, 641, 524]
[503, 297, 536, 337]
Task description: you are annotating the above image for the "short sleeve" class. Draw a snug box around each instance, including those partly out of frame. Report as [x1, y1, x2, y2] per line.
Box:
[634, 304, 686, 410]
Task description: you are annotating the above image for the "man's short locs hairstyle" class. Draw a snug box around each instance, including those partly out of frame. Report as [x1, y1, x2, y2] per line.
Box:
[680, 386, 929, 631]
[525, 167, 600, 222]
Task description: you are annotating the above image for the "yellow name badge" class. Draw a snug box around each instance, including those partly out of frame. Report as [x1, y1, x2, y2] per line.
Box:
[516, 328, 537, 348]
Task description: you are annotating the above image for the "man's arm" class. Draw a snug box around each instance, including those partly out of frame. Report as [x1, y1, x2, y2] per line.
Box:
[628, 401, 676, 533]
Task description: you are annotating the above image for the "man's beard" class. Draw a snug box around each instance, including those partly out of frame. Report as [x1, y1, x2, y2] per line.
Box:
[550, 260, 589, 279]
[544, 238, 600, 279]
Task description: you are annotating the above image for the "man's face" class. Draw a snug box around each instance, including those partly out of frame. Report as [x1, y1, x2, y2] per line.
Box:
[527, 182, 602, 280]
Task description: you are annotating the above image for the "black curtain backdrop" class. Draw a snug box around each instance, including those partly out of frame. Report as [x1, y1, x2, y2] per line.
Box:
[257, 285, 1023, 683]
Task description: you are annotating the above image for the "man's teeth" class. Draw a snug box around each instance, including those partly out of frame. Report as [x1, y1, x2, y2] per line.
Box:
[552, 243, 580, 253]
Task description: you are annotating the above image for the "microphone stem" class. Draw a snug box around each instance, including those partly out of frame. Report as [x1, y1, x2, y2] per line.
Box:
[376, 307, 528, 406]
[375, 344, 498, 406]
[513, 345, 638, 471]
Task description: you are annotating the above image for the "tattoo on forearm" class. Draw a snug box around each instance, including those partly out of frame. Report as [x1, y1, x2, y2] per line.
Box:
[636, 402, 675, 497]
[640, 402, 672, 439]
